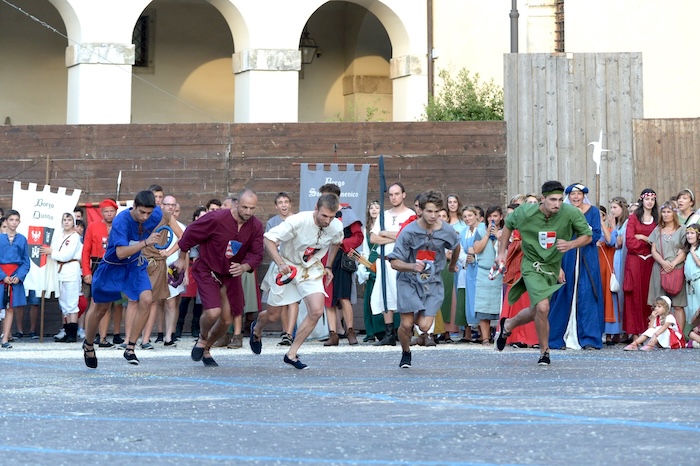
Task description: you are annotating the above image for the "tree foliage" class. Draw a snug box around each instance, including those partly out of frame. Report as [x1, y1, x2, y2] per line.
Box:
[423, 68, 504, 121]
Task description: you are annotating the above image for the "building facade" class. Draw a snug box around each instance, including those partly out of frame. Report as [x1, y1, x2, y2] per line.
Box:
[1, 0, 698, 125]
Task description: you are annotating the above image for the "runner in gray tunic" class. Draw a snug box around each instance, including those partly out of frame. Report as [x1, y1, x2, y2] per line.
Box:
[387, 190, 460, 368]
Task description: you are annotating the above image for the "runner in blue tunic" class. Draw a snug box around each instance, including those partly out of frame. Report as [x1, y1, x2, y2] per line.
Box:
[82, 191, 166, 369]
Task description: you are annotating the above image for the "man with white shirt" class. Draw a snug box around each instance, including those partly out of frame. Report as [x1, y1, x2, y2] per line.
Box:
[252, 193, 343, 369]
[370, 182, 416, 346]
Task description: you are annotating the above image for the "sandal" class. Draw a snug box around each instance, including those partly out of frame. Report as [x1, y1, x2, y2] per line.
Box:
[83, 340, 98, 369]
[123, 342, 140, 365]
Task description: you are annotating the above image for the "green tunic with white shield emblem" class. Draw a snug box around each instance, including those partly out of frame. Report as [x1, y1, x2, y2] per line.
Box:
[505, 202, 592, 306]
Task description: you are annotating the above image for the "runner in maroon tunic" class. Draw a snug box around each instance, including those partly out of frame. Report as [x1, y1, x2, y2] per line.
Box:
[174, 189, 264, 367]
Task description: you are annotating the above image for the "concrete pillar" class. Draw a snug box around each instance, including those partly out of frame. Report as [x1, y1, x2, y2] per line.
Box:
[65, 43, 135, 124]
[390, 54, 428, 121]
[232, 48, 300, 122]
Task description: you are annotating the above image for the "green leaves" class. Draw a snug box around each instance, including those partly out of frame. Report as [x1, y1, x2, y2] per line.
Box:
[423, 69, 504, 121]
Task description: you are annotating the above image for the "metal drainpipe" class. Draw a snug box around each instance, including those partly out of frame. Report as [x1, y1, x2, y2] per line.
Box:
[510, 0, 519, 53]
[427, 0, 434, 99]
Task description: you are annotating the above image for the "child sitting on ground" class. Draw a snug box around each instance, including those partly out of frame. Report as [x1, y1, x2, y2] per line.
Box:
[624, 296, 684, 350]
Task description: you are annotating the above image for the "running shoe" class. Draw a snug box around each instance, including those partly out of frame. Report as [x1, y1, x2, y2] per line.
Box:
[283, 353, 308, 370]
[537, 351, 551, 366]
[123, 350, 139, 365]
[249, 321, 262, 354]
[399, 351, 412, 368]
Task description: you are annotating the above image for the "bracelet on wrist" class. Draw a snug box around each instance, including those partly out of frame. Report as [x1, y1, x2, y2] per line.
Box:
[324, 266, 332, 270]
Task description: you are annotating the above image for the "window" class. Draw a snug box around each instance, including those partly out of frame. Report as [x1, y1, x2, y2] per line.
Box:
[133, 12, 155, 71]
[554, 0, 565, 52]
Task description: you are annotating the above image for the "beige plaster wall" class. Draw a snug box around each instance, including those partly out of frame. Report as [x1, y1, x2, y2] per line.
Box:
[565, 0, 700, 118]
[0, 0, 67, 125]
[131, 0, 234, 123]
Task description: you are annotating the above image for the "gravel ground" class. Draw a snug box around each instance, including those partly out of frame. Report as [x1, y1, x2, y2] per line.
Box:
[1, 336, 699, 465]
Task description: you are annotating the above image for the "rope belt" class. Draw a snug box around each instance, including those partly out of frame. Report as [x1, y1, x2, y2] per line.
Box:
[532, 261, 555, 276]
[102, 255, 149, 267]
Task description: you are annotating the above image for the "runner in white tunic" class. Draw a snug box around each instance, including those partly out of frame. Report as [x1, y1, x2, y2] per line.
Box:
[252, 193, 344, 369]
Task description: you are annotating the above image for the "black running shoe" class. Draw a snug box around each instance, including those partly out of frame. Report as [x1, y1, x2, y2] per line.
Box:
[283, 354, 308, 370]
[399, 351, 412, 369]
[249, 321, 262, 354]
[191, 340, 204, 361]
[537, 351, 551, 366]
[202, 355, 219, 367]
[123, 350, 140, 366]
[496, 317, 510, 352]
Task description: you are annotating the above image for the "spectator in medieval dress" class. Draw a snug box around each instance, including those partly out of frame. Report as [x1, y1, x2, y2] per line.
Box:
[623, 189, 658, 341]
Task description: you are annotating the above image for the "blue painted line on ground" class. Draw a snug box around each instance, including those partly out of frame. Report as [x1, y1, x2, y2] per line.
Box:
[0, 445, 526, 466]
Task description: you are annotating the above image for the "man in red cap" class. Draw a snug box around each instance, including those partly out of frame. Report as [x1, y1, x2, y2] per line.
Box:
[81, 198, 124, 346]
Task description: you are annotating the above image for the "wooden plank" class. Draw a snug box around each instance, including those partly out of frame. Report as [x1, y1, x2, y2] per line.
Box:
[504, 53, 519, 198]
[603, 53, 619, 207]
[517, 53, 534, 194]
[571, 53, 586, 188]
[617, 53, 634, 203]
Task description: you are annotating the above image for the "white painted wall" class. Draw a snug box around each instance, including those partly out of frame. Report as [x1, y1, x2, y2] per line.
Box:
[565, 0, 700, 118]
[0, 1, 67, 125]
[1, 0, 698, 125]
[131, 0, 234, 123]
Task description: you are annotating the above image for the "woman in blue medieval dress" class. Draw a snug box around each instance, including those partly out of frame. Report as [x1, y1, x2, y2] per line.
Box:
[549, 184, 604, 350]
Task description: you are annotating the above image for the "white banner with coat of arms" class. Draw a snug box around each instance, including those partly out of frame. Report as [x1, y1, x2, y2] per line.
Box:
[12, 181, 81, 295]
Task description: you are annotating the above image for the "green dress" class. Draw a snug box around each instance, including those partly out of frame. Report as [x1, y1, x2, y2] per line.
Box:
[362, 240, 388, 337]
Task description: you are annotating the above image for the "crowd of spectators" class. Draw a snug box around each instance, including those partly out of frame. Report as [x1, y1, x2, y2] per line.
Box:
[2, 183, 700, 355]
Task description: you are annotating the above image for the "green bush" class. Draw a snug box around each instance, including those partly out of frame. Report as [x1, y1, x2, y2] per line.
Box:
[423, 68, 504, 121]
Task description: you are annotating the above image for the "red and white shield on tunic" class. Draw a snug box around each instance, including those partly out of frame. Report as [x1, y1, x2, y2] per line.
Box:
[538, 231, 556, 249]
[27, 226, 55, 267]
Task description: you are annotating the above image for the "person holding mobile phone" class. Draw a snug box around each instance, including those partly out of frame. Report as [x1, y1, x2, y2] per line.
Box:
[472, 206, 505, 345]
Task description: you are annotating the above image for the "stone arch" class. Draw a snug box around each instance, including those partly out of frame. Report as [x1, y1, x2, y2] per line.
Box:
[129, 0, 237, 123]
[299, 0, 424, 122]
[0, 0, 71, 124]
[343, 0, 412, 56]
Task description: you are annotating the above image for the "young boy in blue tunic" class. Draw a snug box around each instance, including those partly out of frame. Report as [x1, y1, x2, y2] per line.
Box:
[387, 190, 460, 368]
[0, 210, 31, 349]
[82, 191, 167, 368]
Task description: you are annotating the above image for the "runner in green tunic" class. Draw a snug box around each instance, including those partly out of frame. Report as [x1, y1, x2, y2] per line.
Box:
[494, 181, 592, 365]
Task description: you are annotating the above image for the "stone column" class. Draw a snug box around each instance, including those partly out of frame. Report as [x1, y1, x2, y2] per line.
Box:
[232, 48, 300, 122]
[65, 43, 135, 124]
[390, 54, 428, 121]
